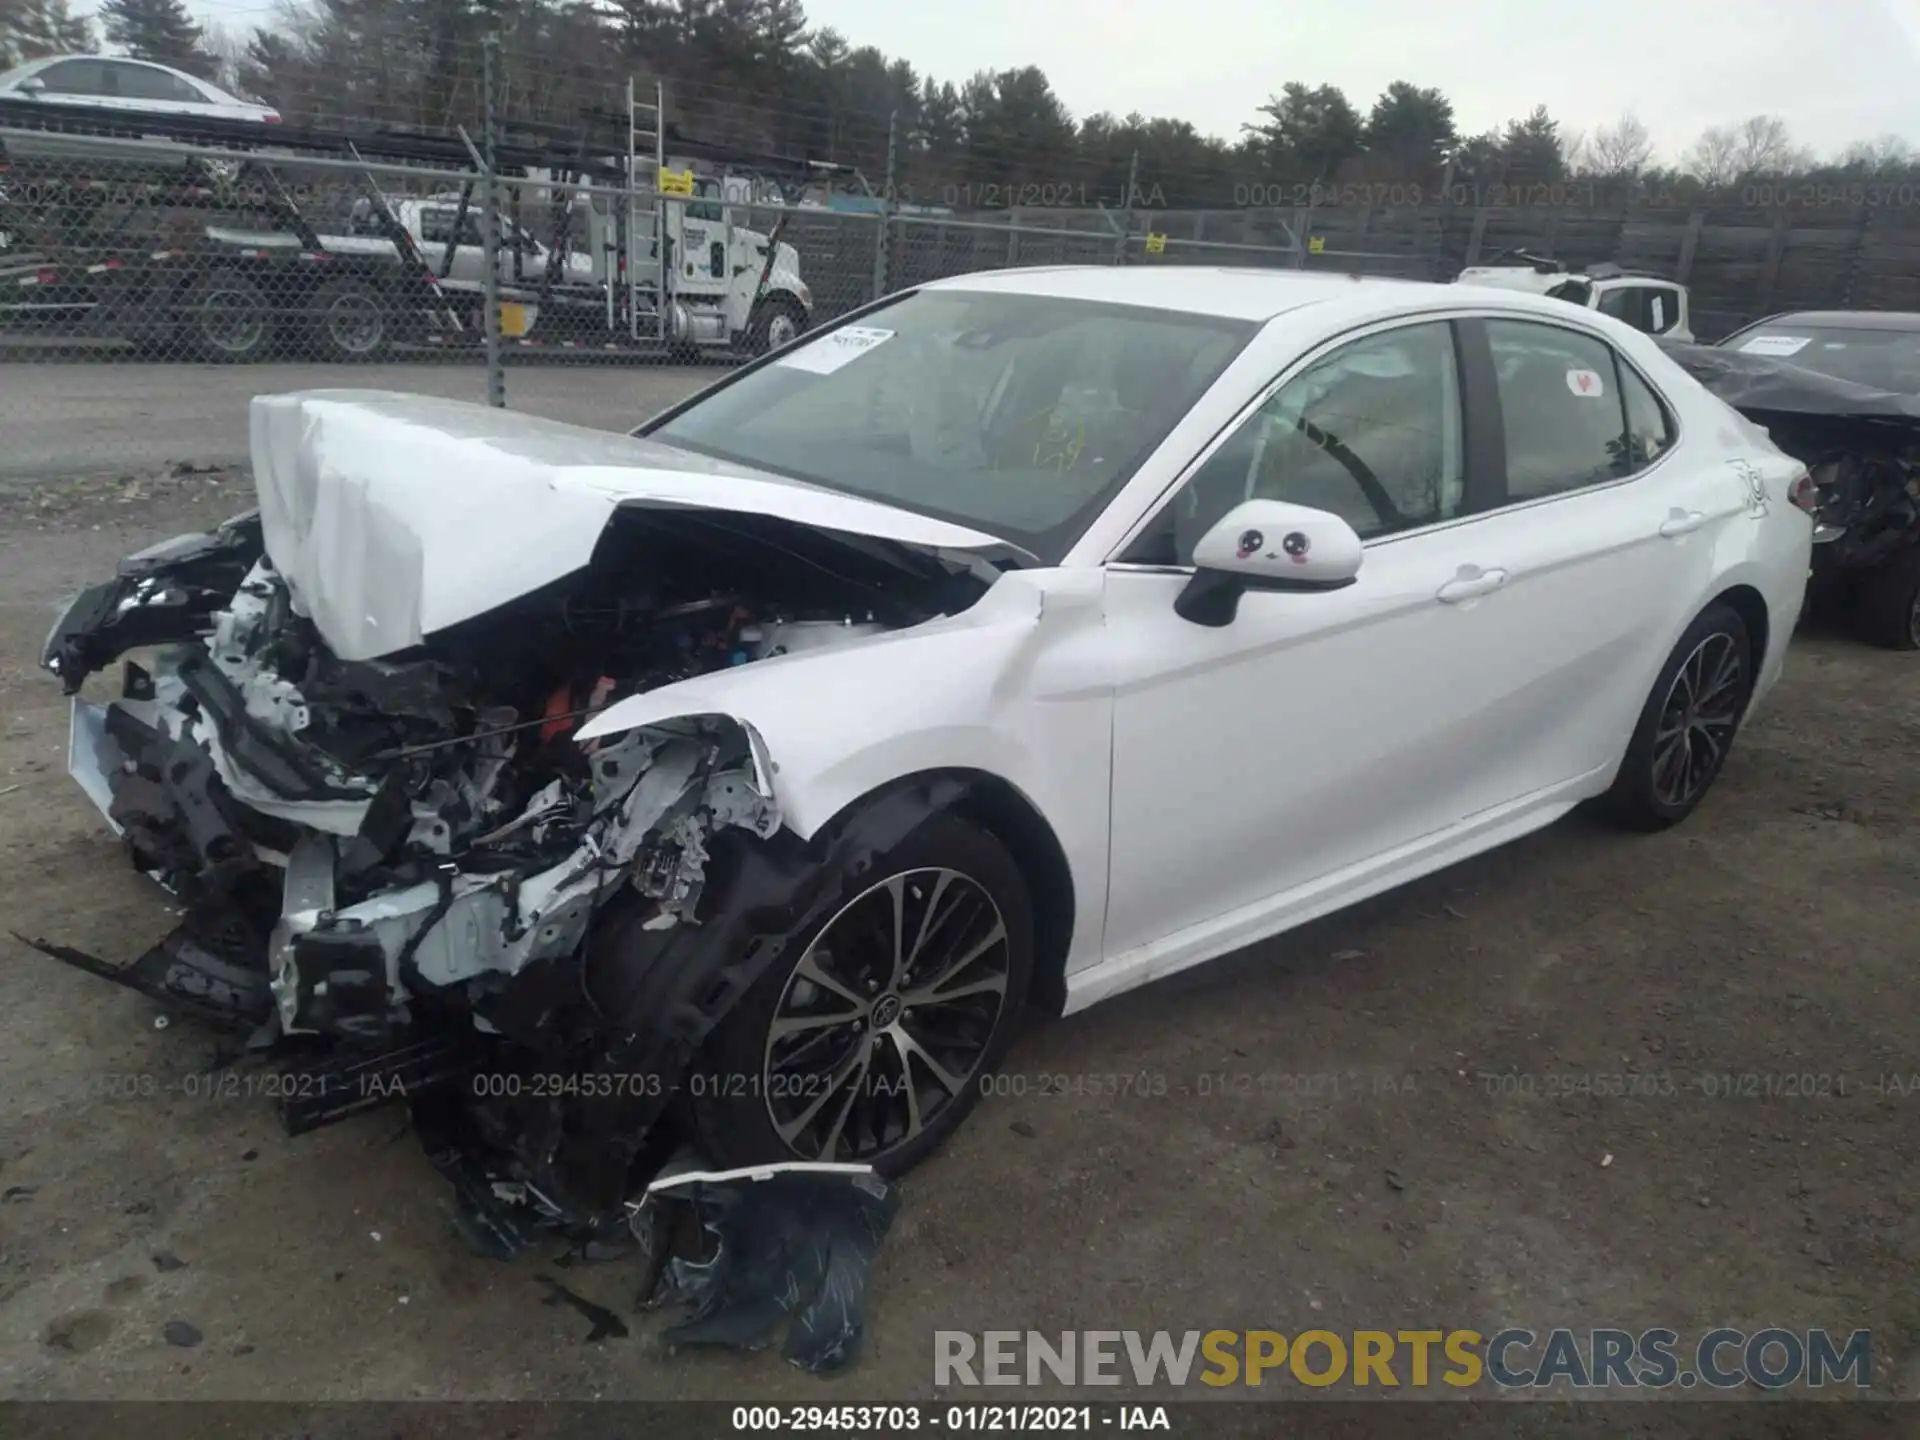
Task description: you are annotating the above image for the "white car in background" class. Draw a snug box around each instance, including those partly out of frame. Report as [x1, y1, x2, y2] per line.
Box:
[0, 53, 279, 124]
[1457, 255, 1693, 341]
[35, 268, 1814, 1235]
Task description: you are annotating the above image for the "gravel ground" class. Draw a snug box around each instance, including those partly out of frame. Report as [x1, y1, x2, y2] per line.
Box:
[0, 468, 1914, 1408]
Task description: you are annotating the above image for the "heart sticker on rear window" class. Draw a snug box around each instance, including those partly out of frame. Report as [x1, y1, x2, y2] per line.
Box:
[1565, 368, 1605, 398]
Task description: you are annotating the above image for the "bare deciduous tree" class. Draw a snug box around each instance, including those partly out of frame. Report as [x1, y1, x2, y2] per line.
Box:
[1728, 115, 1811, 175]
[1587, 112, 1654, 177]
[1840, 133, 1913, 172]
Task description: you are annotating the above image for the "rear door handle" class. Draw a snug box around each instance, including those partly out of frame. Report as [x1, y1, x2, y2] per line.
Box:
[1659, 508, 1707, 538]
[1436, 567, 1509, 603]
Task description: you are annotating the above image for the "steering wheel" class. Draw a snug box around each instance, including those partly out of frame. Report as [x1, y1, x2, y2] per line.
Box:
[1291, 415, 1406, 529]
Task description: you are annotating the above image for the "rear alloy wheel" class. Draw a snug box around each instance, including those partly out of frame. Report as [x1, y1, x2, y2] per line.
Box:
[1602, 603, 1754, 831]
[691, 813, 1032, 1176]
[185, 271, 273, 362]
[1851, 545, 1920, 651]
[312, 278, 389, 362]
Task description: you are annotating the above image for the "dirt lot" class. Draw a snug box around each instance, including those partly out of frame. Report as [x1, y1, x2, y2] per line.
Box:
[0, 467, 1915, 1407]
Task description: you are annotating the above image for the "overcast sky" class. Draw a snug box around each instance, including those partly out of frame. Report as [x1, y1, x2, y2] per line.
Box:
[171, 0, 1920, 160]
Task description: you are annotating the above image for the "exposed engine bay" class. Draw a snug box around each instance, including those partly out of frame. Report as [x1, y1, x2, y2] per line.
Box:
[1760, 420, 1920, 572]
[29, 447, 1004, 1244]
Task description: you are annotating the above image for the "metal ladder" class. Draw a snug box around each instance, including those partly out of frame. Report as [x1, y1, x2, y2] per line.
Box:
[625, 77, 666, 340]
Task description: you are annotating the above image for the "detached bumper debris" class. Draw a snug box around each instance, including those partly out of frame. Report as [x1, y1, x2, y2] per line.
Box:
[17, 921, 272, 1032]
[641, 1162, 900, 1375]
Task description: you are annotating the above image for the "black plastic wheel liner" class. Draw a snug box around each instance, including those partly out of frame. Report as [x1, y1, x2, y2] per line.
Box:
[519, 776, 971, 1225]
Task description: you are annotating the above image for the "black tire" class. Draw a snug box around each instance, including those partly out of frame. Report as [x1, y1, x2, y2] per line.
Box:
[690, 810, 1033, 1178]
[748, 295, 807, 356]
[1851, 545, 1920, 651]
[309, 276, 390, 362]
[182, 270, 274, 363]
[1600, 602, 1755, 831]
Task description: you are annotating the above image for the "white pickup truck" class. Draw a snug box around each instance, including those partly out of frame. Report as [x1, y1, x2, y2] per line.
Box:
[387, 195, 595, 288]
[384, 188, 813, 355]
[1455, 256, 1693, 342]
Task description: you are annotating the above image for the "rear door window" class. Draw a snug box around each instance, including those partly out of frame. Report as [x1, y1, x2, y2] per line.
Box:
[110, 63, 205, 103]
[1640, 287, 1680, 335]
[1487, 319, 1670, 501]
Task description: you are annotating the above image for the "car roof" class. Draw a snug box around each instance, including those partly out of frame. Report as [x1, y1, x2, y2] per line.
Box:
[5, 53, 211, 83]
[921, 265, 1463, 322]
[1750, 310, 1920, 332]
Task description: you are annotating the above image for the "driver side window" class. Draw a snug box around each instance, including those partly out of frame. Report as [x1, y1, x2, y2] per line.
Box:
[1139, 320, 1466, 565]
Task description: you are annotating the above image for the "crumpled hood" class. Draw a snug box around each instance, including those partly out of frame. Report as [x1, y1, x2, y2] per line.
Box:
[250, 390, 1010, 661]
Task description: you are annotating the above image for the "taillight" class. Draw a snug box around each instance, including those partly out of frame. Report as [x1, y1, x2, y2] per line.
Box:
[262, 111, 282, 124]
[1788, 470, 1819, 515]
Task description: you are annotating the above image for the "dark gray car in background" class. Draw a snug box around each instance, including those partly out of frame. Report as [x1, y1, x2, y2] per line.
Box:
[1661, 311, 1920, 650]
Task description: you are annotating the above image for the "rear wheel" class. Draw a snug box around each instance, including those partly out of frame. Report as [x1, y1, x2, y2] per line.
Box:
[1601, 603, 1755, 831]
[1851, 545, 1920, 651]
[690, 812, 1033, 1177]
[310, 277, 390, 362]
[183, 271, 273, 362]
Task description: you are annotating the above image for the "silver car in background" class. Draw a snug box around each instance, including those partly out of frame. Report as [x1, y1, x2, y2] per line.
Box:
[0, 53, 280, 125]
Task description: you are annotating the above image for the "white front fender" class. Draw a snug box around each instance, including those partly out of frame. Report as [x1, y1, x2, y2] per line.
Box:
[573, 580, 1052, 841]
[573, 570, 1115, 977]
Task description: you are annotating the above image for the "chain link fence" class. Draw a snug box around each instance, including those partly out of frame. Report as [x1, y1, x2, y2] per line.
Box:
[0, 120, 1467, 479]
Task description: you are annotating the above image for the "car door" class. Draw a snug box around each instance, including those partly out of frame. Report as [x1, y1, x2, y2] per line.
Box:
[1102, 317, 1541, 959]
[410, 205, 457, 278]
[437, 209, 489, 285]
[107, 61, 220, 120]
[25, 58, 117, 112]
[1453, 316, 1742, 793]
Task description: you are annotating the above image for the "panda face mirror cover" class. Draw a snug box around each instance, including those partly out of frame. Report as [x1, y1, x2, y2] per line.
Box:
[1191, 498, 1365, 590]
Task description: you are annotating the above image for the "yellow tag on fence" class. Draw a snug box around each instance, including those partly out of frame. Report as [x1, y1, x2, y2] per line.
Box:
[498, 302, 532, 338]
[1308, 235, 1326, 254]
[1144, 232, 1166, 255]
[658, 167, 696, 196]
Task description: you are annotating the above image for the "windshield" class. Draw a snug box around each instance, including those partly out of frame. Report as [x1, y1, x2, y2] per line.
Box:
[1726, 323, 1920, 395]
[647, 288, 1258, 562]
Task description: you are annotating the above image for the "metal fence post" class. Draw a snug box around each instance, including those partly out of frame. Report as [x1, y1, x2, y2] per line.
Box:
[872, 109, 898, 302]
[481, 34, 504, 408]
[1114, 150, 1138, 264]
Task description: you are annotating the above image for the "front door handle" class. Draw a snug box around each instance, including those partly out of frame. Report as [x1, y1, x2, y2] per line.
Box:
[1436, 567, 1509, 603]
[1659, 508, 1707, 538]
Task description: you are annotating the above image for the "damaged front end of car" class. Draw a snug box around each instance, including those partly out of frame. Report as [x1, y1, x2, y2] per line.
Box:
[1659, 338, 1920, 574]
[26, 391, 1019, 1251]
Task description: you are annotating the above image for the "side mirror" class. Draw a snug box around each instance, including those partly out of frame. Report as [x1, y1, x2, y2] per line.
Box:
[1175, 498, 1364, 627]
[16, 76, 46, 95]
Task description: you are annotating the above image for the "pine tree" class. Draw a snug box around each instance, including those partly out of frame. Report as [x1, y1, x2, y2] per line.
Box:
[97, 0, 215, 78]
[1, 0, 96, 69]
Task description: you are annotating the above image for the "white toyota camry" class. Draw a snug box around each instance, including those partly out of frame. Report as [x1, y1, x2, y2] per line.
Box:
[36, 266, 1814, 1230]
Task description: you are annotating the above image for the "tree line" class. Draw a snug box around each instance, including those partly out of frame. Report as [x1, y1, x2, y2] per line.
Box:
[4, 0, 1916, 207]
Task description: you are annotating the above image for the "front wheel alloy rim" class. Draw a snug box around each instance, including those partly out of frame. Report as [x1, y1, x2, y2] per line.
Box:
[766, 310, 797, 349]
[763, 867, 1010, 1162]
[1653, 631, 1744, 808]
[200, 288, 264, 353]
[325, 292, 383, 354]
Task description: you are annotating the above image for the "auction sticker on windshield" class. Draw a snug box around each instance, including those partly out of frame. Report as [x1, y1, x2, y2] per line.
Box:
[1739, 334, 1812, 357]
[778, 326, 894, 375]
